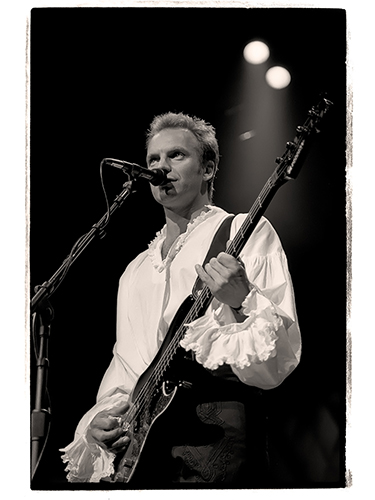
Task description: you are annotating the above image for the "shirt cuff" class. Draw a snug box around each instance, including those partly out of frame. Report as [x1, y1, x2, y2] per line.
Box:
[60, 434, 116, 483]
[180, 288, 282, 371]
[60, 392, 128, 482]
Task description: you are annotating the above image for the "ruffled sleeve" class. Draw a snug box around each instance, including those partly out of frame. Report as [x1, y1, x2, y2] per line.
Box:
[181, 289, 281, 369]
[59, 392, 128, 482]
[180, 215, 301, 390]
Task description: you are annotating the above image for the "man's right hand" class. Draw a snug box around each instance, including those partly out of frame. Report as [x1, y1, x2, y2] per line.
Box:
[86, 402, 130, 454]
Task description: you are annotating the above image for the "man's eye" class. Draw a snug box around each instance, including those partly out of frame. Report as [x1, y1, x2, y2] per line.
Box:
[171, 151, 184, 159]
[148, 158, 158, 166]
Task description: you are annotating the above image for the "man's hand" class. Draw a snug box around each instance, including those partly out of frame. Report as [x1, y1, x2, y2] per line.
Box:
[195, 252, 251, 309]
[86, 402, 130, 454]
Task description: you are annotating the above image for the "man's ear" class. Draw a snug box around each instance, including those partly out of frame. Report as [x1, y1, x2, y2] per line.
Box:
[202, 160, 215, 181]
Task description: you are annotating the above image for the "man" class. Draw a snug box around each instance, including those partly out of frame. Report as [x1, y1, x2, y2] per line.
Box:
[61, 112, 301, 487]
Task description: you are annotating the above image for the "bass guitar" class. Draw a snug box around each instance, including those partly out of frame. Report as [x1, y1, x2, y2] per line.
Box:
[107, 94, 333, 483]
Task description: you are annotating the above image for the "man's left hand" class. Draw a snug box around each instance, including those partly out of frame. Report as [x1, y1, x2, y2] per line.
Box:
[195, 252, 250, 309]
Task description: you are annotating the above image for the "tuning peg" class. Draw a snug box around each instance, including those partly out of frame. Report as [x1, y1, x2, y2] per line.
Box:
[275, 156, 283, 164]
[286, 141, 296, 150]
[308, 108, 320, 117]
[323, 98, 334, 108]
[296, 125, 308, 133]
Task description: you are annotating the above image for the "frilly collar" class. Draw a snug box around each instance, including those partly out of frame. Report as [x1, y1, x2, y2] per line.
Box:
[148, 205, 220, 272]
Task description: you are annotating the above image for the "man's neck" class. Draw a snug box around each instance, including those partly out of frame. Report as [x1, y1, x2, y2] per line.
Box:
[162, 202, 211, 259]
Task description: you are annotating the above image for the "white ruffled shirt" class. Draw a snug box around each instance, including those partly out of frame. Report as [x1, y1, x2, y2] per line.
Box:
[60, 205, 301, 482]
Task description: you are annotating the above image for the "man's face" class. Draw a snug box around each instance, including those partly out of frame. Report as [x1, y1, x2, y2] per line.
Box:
[146, 128, 208, 213]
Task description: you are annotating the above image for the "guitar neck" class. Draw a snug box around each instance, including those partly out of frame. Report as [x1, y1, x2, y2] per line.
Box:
[226, 173, 282, 260]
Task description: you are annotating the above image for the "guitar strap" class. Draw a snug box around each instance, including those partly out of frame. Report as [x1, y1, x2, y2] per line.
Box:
[170, 216, 260, 486]
[192, 214, 235, 297]
[189, 212, 246, 382]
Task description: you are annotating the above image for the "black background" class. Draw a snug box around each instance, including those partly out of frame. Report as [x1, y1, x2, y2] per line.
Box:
[30, 7, 347, 489]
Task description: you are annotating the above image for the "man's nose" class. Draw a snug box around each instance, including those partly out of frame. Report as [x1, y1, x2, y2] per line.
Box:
[158, 156, 171, 172]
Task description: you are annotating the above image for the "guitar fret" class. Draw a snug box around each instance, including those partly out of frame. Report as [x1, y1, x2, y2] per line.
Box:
[239, 224, 245, 240]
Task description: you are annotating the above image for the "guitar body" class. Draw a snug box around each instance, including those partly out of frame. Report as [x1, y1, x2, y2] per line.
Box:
[109, 383, 177, 483]
[107, 295, 198, 483]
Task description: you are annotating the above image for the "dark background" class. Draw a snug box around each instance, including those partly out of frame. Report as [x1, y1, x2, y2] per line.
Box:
[30, 7, 347, 489]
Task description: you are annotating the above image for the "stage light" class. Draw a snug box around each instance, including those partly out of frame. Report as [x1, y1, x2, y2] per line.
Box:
[239, 130, 256, 141]
[265, 66, 291, 89]
[243, 41, 270, 64]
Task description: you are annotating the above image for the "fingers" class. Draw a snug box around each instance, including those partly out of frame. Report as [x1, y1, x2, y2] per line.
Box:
[107, 403, 130, 416]
[109, 434, 131, 452]
[88, 423, 124, 449]
[195, 263, 215, 289]
[92, 403, 129, 429]
[92, 413, 121, 431]
[215, 252, 244, 271]
[197, 253, 244, 286]
[195, 252, 250, 310]
[88, 403, 130, 449]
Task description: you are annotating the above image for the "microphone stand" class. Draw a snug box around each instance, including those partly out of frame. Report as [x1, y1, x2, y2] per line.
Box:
[30, 178, 135, 480]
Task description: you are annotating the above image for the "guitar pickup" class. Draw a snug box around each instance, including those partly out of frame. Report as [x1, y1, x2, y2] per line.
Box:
[121, 458, 135, 468]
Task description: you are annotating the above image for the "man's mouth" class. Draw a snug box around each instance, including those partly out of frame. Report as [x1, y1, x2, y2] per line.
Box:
[160, 178, 174, 189]
[161, 183, 173, 191]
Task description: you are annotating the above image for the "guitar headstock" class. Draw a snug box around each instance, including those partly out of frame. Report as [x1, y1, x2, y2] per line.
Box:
[274, 94, 333, 183]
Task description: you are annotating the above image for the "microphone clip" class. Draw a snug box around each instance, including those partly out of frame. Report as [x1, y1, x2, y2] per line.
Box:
[104, 158, 167, 186]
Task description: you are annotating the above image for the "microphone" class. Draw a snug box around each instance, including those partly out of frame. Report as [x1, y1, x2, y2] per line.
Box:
[104, 158, 168, 186]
